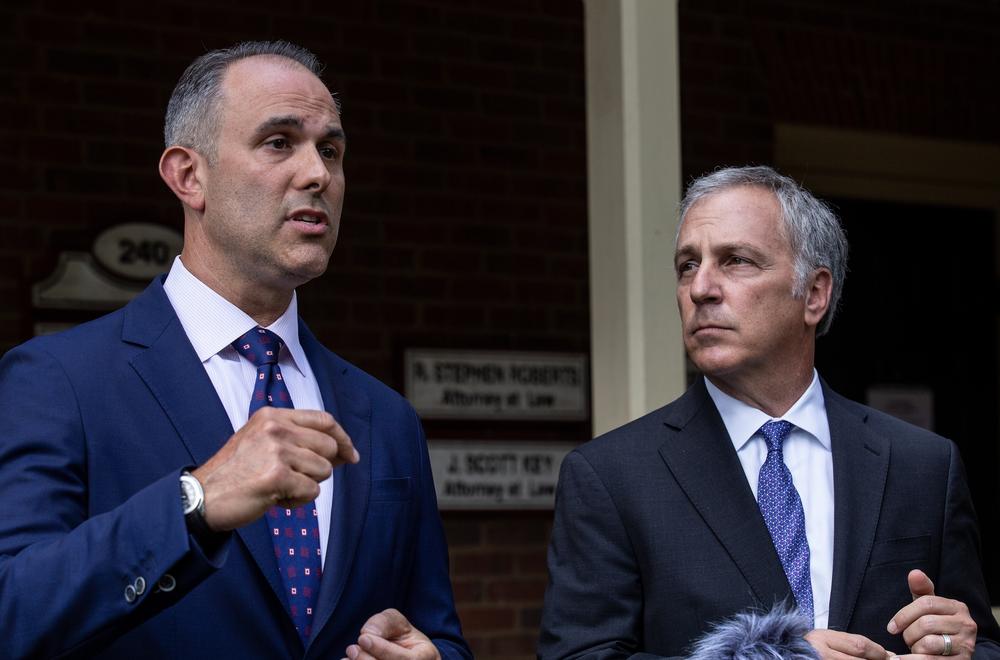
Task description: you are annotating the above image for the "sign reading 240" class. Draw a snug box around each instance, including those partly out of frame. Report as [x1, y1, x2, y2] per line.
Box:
[93, 223, 183, 280]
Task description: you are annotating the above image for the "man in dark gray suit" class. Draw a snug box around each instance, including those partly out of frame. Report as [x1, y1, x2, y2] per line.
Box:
[539, 166, 1000, 659]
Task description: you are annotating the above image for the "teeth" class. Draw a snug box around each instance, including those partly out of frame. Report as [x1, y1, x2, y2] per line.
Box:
[293, 215, 320, 224]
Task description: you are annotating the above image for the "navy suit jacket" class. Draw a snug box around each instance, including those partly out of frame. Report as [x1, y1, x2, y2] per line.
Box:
[539, 378, 1000, 658]
[0, 278, 470, 659]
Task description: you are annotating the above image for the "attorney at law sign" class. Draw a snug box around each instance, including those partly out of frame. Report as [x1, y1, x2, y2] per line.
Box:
[429, 440, 574, 510]
[404, 349, 588, 420]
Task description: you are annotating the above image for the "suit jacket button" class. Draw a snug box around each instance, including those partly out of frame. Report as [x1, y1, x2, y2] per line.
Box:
[134, 576, 146, 595]
[125, 584, 137, 604]
[156, 574, 176, 593]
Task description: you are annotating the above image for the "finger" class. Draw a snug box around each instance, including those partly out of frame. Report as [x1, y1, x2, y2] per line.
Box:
[889, 596, 960, 636]
[271, 470, 323, 508]
[820, 650, 886, 660]
[286, 408, 339, 432]
[909, 630, 965, 657]
[345, 645, 377, 660]
[290, 410, 358, 459]
[825, 633, 890, 659]
[294, 416, 359, 465]
[281, 425, 355, 468]
[908, 569, 935, 600]
[245, 408, 359, 465]
[901, 613, 964, 650]
[272, 441, 332, 482]
[357, 634, 411, 660]
[360, 608, 410, 638]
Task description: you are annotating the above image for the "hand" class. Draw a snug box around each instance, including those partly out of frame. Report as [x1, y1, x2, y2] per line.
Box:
[192, 407, 359, 531]
[344, 608, 440, 660]
[886, 569, 976, 658]
[805, 628, 890, 659]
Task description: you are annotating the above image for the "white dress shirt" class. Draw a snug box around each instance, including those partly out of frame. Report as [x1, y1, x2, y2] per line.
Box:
[704, 371, 834, 629]
[163, 256, 333, 568]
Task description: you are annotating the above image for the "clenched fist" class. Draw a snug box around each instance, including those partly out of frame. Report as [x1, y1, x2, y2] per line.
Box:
[192, 407, 359, 531]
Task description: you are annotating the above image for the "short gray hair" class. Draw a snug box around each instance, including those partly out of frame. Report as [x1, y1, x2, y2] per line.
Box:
[164, 40, 334, 161]
[677, 165, 848, 337]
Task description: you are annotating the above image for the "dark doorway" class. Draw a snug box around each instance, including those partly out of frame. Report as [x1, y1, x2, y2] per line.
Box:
[816, 197, 999, 601]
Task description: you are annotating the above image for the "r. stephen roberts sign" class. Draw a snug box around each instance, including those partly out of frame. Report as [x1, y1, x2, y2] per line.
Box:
[404, 349, 588, 421]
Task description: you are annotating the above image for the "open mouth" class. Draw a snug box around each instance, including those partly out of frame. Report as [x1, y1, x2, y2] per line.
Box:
[288, 211, 327, 224]
[291, 214, 324, 224]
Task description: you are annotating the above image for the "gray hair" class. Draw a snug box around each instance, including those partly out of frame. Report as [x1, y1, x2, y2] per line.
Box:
[677, 165, 848, 337]
[164, 40, 335, 161]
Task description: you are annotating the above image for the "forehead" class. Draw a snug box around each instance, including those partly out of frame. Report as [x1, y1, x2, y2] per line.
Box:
[218, 56, 340, 131]
[678, 185, 785, 248]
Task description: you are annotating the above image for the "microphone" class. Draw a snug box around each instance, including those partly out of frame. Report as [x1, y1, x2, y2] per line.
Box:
[687, 603, 819, 659]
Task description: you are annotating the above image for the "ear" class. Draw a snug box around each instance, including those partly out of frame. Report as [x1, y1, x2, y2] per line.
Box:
[803, 267, 833, 329]
[159, 146, 207, 213]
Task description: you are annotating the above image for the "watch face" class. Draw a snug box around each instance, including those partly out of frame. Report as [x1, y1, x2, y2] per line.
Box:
[180, 478, 199, 515]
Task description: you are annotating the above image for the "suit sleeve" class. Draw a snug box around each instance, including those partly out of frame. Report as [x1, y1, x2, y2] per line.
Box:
[538, 450, 678, 660]
[939, 442, 1000, 658]
[399, 406, 472, 660]
[0, 344, 227, 659]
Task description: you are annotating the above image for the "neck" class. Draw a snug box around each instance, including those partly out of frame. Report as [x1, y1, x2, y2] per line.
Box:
[706, 361, 815, 418]
[179, 254, 292, 327]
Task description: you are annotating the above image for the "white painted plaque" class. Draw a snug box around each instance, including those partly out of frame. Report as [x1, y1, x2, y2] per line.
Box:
[405, 349, 588, 420]
[93, 223, 183, 280]
[429, 440, 574, 510]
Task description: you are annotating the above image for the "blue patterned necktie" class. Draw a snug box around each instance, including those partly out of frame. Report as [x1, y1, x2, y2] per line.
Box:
[756, 420, 814, 622]
[232, 327, 322, 643]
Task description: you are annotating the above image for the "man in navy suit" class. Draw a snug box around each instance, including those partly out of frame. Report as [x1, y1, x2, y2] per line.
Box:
[0, 41, 469, 660]
[539, 166, 1000, 659]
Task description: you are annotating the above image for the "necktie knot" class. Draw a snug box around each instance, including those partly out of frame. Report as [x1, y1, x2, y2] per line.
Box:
[232, 327, 284, 366]
[759, 419, 793, 453]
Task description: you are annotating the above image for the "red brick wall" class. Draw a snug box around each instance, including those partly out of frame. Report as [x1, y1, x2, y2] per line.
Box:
[445, 513, 552, 656]
[4, 1, 1000, 657]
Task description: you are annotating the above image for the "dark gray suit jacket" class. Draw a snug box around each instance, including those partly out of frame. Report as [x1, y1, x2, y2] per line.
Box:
[539, 378, 1000, 658]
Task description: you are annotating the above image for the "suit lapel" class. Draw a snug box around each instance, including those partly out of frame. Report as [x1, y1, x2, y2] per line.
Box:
[123, 278, 290, 614]
[658, 380, 794, 609]
[824, 385, 890, 630]
[300, 322, 372, 646]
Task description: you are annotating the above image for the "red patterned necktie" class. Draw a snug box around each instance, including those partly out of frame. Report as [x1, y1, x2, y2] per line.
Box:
[232, 327, 322, 643]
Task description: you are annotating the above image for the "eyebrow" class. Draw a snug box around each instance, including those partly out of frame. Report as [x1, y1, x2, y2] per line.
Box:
[253, 115, 347, 142]
[674, 242, 767, 264]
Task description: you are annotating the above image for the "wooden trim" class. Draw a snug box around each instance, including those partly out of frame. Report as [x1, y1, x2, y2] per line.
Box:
[775, 124, 1000, 208]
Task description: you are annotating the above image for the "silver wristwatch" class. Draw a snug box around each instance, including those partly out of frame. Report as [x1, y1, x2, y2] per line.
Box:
[179, 471, 209, 537]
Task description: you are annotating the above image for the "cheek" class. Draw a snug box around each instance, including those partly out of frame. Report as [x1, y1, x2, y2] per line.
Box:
[326, 175, 346, 204]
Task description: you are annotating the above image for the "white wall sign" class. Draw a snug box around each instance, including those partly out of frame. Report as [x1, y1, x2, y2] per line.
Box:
[93, 223, 183, 281]
[429, 440, 574, 510]
[405, 349, 589, 420]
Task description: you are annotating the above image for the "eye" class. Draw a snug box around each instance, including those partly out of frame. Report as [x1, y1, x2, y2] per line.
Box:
[676, 260, 698, 276]
[265, 137, 290, 150]
[727, 255, 753, 266]
[318, 145, 339, 160]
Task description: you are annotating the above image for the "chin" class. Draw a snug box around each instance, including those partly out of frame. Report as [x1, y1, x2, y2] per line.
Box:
[288, 262, 331, 286]
[283, 249, 335, 282]
[687, 347, 742, 378]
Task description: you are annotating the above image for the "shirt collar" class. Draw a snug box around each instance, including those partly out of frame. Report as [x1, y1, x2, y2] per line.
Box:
[704, 370, 831, 452]
[162, 256, 306, 377]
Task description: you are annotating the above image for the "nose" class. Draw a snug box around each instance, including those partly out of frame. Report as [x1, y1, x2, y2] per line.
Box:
[295, 146, 332, 193]
[688, 262, 722, 304]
